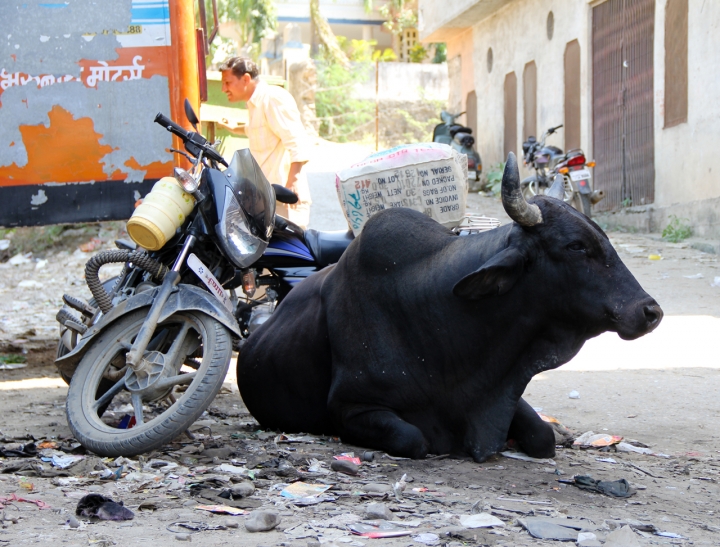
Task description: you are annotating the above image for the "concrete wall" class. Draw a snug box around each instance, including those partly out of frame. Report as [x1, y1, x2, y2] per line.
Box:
[354, 62, 448, 102]
[421, 0, 720, 238]
[653, 0, 720, 207]
[446, 28, 475, 115]
[468, 0, 592, 179]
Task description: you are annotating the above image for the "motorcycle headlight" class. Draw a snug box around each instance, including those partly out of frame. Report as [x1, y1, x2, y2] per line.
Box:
[216, 187, 267, 268]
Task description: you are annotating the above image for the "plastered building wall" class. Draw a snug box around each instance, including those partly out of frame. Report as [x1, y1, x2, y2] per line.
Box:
[421, 0, 720, 218]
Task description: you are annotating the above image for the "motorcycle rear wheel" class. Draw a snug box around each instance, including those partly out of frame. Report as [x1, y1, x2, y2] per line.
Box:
[65, 308, 232, 457]
[569, 192, 592, 218]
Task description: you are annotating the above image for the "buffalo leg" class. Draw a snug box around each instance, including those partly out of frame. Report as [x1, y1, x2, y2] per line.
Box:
[341, 409, 429, 459]
[507, 397, 556, 458]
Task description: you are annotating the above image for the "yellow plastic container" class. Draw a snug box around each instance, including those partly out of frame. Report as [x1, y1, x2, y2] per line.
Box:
[127, 177, 195, 250]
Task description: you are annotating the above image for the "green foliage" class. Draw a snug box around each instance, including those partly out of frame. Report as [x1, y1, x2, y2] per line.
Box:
[0, 354, 26, 364]
[432, 43, 447, 63]
[662, 215, 693, 243]
[408, 43, 428, 63]
[380, 1, 417, 35]
[214, 0, 277, 59]
[486, 162, 506, 195]
[621, 197, 633, 208]
[336, 37, 395, 63]
[315, 60, 373, 142]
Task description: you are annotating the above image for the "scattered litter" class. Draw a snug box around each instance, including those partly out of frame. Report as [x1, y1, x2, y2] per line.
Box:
[17, 280, 43, 289]
[8, 253, 32, 266]
[0, 493, 50, 509]
[307, 458, 330, 474]
[458, 513, 505, 528]
[195, 504, 247, 516]
[348, 521, 413, 538]
[711, 276, 720, 287]
[0, 363, 27, 370]
[412, 532, 440, 545]
[563, 475, 634, 498]
[648, 254, 662, 260]
[280, 482, 332, 499]
[496, 497, 553, 505]
[76, 494, 134, 520]
[39, 450, 85, 469]
[518, 518, 579, 541]
[214, 463, 248, 475]
[501, 451, 556, 465]
[596, 457, 617, 464]
[334, 452, 362, 466]
[573, 431, 623, 448]
[684, 273, 704, 279]
[656, 531, 687, 539]
[568, 390, 580, 399]
[167, 521, 228, 534]
[393, 473, 408, 500]
[66, 515, 82, 529]
[331, 458, 359, 475]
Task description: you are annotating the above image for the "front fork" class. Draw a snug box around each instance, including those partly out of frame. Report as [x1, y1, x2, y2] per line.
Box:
[125, 235, 196, 375]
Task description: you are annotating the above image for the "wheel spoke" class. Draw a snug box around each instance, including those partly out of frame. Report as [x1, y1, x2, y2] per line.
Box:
[153, 372, 197, 392]
[92, 377, 127, 413]
[131, 393, 145, 424]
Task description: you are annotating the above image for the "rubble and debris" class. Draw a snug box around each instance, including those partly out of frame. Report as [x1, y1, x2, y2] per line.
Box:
[244, 509, 281, 532]
[563, 475, 635, 497]
[76, 493, 134, 520]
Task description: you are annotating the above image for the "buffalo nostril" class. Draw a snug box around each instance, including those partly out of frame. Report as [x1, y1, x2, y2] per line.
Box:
[643, 305, 662, 326]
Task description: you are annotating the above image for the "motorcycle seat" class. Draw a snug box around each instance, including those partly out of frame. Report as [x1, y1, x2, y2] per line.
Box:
[449, 125, 472, 137]
[304, 229, 355, 267]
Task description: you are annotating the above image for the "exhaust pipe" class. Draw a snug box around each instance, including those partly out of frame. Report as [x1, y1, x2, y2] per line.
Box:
[590, 189, 605, 205]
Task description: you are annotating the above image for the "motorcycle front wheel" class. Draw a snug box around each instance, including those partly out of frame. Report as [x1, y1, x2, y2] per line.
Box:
[66, 308, 232, 457]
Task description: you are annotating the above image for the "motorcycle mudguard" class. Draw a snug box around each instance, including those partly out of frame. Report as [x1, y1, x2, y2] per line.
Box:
[575, 177, 592, 194]
[55, 284, 242, 379]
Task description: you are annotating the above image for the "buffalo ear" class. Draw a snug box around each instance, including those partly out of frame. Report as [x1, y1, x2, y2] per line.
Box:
[453, 248, 525, 300]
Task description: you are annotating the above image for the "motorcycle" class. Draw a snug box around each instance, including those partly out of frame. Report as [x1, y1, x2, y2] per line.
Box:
[432, 110, 483, 190]
[54, 99, 355, 457]
[521, 124, 604, 217]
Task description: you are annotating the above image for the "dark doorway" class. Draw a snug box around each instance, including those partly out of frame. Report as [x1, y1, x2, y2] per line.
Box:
[592, 0, 655, 211]
[466, 90, 477, 138]
[523, 61, 537, 141]
[564, 40, 581, 151]
[504, 72, 517, 158]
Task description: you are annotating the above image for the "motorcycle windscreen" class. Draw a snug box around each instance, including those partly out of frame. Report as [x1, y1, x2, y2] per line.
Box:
[228, 149, 276, 241]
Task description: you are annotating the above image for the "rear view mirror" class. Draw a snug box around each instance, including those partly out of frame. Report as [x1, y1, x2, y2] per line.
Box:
[184, 98, 200, 131]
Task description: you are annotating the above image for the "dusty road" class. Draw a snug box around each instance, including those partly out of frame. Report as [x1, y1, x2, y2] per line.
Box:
[0, 169, 718, 546]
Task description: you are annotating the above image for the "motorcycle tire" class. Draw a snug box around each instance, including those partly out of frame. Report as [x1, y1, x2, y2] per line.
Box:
[570, 192, 592, 218]
[66, 308, 232, 457]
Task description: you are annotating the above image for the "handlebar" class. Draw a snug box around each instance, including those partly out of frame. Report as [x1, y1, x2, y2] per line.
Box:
[547, 124, 564, 135]
[154, 113, 190, 140]
[154, 112, 228, 167]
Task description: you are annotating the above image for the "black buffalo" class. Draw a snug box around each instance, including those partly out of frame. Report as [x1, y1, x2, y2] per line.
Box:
[237, 153, 662, 462]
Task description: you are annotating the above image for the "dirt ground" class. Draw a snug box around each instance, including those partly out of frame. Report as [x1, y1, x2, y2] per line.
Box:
[0, 194, 718, 546]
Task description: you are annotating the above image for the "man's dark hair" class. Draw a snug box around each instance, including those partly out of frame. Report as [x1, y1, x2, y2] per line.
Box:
[219, 57, 259, 80]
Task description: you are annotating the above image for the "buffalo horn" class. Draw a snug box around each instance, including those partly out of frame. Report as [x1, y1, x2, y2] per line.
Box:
[546, 174, 565, 200]
[501, 152, 543, 226]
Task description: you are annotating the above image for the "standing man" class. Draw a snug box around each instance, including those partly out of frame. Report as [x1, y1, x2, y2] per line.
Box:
[218, 57, 312, 228]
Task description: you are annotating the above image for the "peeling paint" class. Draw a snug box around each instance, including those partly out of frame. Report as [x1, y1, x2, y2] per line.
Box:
[1, 0, 133, 75]
[30, 189, 48, 205]
[0, 77, 173, 177]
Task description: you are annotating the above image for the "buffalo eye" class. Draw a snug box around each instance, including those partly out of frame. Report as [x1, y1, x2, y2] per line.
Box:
[567, 241, 587, 253]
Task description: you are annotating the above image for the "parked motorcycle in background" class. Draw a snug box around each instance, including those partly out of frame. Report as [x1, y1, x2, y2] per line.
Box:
[54, 99, 355, 457]
[521, 124, 604, 217]
[432, 111, 483, 191]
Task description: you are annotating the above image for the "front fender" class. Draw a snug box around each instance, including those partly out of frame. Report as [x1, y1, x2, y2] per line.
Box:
[55, 284, 241, 379]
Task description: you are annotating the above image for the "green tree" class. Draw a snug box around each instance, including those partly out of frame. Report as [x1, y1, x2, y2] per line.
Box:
[215, 0, 277, 58]
[379, 0, 417, 36]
